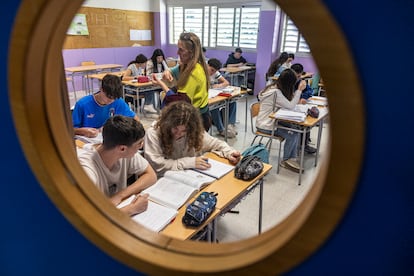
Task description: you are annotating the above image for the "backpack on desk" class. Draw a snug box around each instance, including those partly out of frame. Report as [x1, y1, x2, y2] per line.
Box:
[182, 192, 217, 228]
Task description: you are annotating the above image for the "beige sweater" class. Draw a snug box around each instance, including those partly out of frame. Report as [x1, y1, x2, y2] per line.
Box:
[144, 124, 237, 177]
[256, 86, 301, 131]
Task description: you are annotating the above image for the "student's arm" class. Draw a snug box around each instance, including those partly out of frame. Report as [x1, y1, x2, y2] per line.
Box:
[144, 126, 196, 176]
[74, 127, 99, 137]
[151, 73, 170, 93]
[202, 132, 241, 164]
[121, 68, 135, 81]
[212, 74, 230, 89]
[226, 63, 241, 68]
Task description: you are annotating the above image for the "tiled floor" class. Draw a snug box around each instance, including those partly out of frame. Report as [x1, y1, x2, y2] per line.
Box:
[69, 91, 330, 243]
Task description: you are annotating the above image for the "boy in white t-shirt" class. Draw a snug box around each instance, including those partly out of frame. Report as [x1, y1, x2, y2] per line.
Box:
[78, 115, 157, 216]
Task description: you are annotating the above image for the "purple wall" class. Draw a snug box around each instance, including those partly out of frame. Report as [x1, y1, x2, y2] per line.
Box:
[63, 10, 318, 94]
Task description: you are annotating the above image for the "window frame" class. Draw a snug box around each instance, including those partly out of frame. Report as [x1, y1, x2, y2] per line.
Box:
[167, 3, 261, 51]
[279, 13, 311, 55]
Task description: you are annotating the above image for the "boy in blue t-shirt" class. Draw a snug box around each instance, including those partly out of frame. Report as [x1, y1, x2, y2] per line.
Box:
[72, 74, 138, 138]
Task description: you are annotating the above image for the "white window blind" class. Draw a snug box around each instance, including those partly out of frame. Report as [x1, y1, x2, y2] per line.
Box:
[280, 16, 310, 54]
[168, 4, 260, 50]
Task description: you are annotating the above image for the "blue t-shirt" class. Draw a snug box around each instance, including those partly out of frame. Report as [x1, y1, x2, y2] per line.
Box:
[72, 94, 135, 128]
[301, 84, 314, 100]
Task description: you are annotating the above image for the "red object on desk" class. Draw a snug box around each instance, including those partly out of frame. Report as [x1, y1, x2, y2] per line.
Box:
[218, 92, 232, 97]
[137, 76, 150, 83]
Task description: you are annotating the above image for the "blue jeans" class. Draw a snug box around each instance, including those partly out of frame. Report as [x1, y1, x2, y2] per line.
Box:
[144, 92, 154, 106]
[211, 102, 237, 132]
[256, 127, 299, 161]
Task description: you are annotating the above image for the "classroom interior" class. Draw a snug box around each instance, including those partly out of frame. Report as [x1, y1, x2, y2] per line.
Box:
[65, 0, 329, 243]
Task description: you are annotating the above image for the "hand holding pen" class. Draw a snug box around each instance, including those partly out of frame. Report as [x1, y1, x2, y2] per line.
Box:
[195, 155, 211, 170]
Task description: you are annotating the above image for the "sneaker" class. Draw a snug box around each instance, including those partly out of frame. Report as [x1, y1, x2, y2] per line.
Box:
[228, 124, 238, 135]
[285, 158, 304, 173]
[145, 113, 159, 120]
[143, 104, 158, 114]
[304, 145, 317, 154]
[219, 129, 235, 138]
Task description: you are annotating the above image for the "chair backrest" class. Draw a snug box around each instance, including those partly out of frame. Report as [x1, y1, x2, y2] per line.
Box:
[81, 61, 95, 66]
[250, 102, 261, 134]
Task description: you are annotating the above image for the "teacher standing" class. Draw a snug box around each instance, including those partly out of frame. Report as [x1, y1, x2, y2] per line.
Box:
[164, 32, 212, 131]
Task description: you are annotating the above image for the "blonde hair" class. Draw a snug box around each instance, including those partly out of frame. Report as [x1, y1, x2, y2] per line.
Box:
[177, 32, 210, 90]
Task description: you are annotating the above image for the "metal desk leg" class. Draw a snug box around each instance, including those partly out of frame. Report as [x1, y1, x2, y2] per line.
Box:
[258, 178, 263, 234]
[211, 218, 217, 243]
[224, 99, 229, 142]
[314, 119, 324, 167]
[244, 95, 248, 132]
[298, 128, 307, 185]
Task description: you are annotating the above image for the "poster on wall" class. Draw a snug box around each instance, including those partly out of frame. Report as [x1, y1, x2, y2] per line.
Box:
[67, 14, 89, 35]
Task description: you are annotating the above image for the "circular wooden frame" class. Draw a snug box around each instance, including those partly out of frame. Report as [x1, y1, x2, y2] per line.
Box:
[8, 0, 364, 274]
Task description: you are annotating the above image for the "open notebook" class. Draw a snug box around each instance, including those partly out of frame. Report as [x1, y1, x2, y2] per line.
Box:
[192, 158, 235, 179]
[117, 170, 216, 232]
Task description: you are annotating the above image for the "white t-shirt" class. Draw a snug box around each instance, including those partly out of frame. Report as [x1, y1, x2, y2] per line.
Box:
[78, 146, 149, 197]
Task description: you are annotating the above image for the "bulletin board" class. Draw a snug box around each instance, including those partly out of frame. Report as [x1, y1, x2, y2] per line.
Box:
[63, 7, 154, 49]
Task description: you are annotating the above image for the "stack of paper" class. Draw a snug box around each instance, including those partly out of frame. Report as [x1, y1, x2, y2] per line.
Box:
[275, 109, 306, 122]
[307, 96, 328, 106]
[208, 88, 222, 98]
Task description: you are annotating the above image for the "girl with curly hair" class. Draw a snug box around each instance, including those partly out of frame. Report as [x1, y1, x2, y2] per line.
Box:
[144, 101, 241, 177]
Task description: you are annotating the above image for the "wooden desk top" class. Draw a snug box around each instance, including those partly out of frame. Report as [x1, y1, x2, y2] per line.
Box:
[88, 71, 126, 80]
[65, 64, 123, 73]
[161, 153, 272, 240]
[270, 106, 329, 127]
[220, 66, 255, 73]
[122, 79, 159, 88]
[208, 88, 248, 105]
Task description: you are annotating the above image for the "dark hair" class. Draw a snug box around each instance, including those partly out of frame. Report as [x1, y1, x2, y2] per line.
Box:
[101, 74, 123, 99]
[202, 47, 206, 53]
[266, 52, 289, 77]
[288, 53, 295, 59]
[156, 101, 203, 157]
[276, 68, 298, 101]
[150, 49, 166, 73]
[235, 47, 243, 53]
[128, 53, 148, 66]
[207, 58, 222, 71]
[291, 63, 304, 74]
[102, 115, 145, 149]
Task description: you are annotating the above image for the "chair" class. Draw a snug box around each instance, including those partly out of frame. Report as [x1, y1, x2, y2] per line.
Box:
[250, 102, 285, 173]
[81, 61, 95, 66]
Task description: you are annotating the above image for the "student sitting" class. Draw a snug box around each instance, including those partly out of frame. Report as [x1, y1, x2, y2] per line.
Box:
[72, 74, 139, 138]
[207, 58, 238, 138]
[122, 54, 158, 115]
[256, 68, 306, 173]
[266, 52, 289, 83]
[77, 115, 157, 216]
[223, 47, 247, 86]
[144, 101, 241, 177]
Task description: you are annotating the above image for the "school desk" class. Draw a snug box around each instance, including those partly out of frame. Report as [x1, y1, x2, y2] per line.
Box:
[65, 63, 123, 95]
[220, 65, 255, 87]
[208, 87, 250, 141]
[270, 104, 329, 185]
[122, 79, 162, 113]
[161, 152, 272, 242]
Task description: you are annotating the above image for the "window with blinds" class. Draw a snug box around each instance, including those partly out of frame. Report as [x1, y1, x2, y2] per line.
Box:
[280, 16, 310, 53]
[168, 4, 260, 50]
